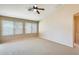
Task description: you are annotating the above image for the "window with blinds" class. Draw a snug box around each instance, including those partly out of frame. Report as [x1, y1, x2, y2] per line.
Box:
[25, 22, 32, 34]
[1, 17, 38, 36]
[2, 20, 14, 36]
[32, 23, 37, 33]
[14, 21, 23, 34]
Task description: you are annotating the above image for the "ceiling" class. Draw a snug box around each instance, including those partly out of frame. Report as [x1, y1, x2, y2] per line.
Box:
[0, 4, 60, 21]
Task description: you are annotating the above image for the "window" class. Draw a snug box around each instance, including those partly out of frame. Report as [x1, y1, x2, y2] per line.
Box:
[25, 22, 38, 34]
[14, 21, 23, 34]
[1, 17, 38, 36]
[25, 22, 32, 33]
[2, 20, 14, 36]
[31, 23, 37, 33]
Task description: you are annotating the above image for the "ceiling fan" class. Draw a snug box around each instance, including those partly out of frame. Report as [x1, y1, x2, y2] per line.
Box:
[28, 4, 45, 14]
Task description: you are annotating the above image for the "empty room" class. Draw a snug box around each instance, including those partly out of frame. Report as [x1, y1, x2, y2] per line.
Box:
[0, 4, 79, 55]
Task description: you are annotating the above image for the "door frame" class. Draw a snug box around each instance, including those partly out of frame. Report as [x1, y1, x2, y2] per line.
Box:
[73, 13, 79, 47]
[73, 15, 76, 47]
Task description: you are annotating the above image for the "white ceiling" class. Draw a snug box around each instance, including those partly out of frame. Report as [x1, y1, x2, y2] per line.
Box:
[0, 4, 60, 21]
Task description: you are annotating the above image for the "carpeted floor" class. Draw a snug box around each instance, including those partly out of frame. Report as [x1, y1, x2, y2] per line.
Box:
[0, 37, 79, 55]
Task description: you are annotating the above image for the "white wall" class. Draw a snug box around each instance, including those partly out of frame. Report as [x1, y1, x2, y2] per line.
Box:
[39, 5, 79, 47]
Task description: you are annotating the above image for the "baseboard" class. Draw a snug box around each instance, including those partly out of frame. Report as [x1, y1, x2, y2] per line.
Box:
[40, 37, 73, 48]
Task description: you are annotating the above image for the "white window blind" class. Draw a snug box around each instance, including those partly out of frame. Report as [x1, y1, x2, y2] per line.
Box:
[1, 18, 38, 36]
[25, 22, 32, 33]
[14, 21, 23, 34]
[2, 20, 14, 36]
[31, 23, 37, 33]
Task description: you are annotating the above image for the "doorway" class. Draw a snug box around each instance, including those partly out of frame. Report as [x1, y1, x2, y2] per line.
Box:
[74, 13, 79, 48]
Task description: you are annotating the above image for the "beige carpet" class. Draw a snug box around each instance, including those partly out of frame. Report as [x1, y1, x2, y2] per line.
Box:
[0, 37, 79, 55]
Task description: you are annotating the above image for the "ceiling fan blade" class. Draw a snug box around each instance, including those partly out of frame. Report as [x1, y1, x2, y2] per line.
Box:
[38, 8, 45, 10]
[36, 10, 40, 14]
[28, 8, 33, 11]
